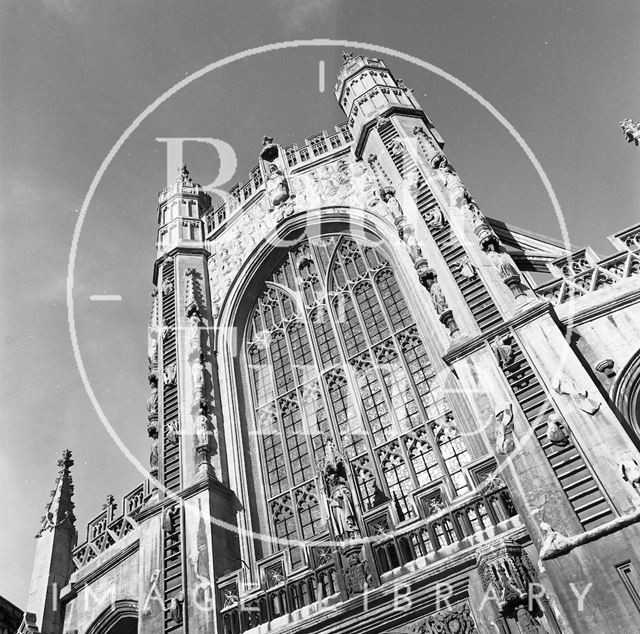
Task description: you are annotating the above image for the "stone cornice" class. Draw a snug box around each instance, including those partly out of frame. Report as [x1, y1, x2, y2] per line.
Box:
[134, 472, 234, 523]
[556, 286, 640, 328]
[442, 299, 552, 365]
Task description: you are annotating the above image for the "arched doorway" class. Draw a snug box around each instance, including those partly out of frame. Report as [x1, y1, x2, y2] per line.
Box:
[86, 600, 138, 634]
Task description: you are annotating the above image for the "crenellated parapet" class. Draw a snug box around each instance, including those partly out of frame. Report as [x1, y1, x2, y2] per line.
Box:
[534, 223, 640, 308]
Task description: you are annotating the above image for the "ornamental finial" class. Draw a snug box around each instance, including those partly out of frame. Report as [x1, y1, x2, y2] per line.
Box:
[620, 118, 640, 146]
[176, 163, 193, 185]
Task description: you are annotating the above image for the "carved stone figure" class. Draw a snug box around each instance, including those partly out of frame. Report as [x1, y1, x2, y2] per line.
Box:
[166, 420, 180, 446]
[553, 378, 601, 415]
[546, 414, 570, 447]
[195, 414, 211, 449]
[344, 552, 371, 595]
[380, 187, 403, 221]
[455, 255, 476, 280]
[539, 521, 571, 558]
[160, 320, 170, 341]
[436, 158, 467, 205]
[429, 280, 449, 316]
[328, 484, 359, 539]
[424, 205, 445, 228]
[168, 592, 184, 625]
[161, 278, 173, 296]
[619, 453, 640, 494]
[146, 374, 158, 417]
[266, 163, 290, 208]
[495, 403, 515, 455]
[163, 505, 178, 533]
[147, 329, 158, 366]
[163, 362, 177, 386]
[149, 438, 159, 469]
[192, 358, 205, 395]
[188, 313, 201, 355]
[487, 247, 520, 280]
[491, 334, 514, 369]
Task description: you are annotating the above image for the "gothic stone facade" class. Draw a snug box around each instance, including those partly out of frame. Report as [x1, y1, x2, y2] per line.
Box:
[21, 54, 640, 634]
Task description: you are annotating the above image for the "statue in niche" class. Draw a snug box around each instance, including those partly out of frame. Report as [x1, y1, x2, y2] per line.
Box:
[192, 357, 205, 394]
[344, 552, 371, 595]
[495, 403, 515, 455]
[380, 187, 403, 222]
[146, 382, 158, 416]
[147, 329, 158, 366]
[195, 414, 211, 448]
[546, 414, 570, 447]
[163, 505, 178, 533]
[149, 438, 159, 469]
[619, 453, 640, 495]
[265, 163, 290, 208]
[434, 156, 467, 205]
[328, 484, 359, 540]
[321, 439, 360, 540]
[486, 245, 520, 280]
[429, 279, 448, 315]
[188, 313, 201, 348]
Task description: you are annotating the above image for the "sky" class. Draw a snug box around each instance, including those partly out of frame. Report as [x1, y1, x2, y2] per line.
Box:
[1, 0, 640, 608]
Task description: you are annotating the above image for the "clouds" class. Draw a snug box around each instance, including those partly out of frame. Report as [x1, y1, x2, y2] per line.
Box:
[271, 0, 340, 31]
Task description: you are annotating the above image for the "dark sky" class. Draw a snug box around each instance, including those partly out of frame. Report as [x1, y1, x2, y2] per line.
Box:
[1, 0, 639, 607]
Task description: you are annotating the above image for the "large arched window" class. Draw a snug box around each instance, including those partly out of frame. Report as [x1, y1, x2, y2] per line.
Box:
[244, 235, 471, 568]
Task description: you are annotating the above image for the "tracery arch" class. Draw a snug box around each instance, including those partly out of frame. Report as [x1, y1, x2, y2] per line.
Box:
[241, 233, 472, 568]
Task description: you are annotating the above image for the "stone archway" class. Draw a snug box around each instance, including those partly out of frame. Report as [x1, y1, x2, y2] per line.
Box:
[86, 600, 138, 634]
[612, 349, 640, 444]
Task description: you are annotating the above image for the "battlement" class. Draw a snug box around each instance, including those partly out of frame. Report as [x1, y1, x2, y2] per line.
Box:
[534, 223, 640, 306]
[72, 482, 146, 570]
[201, 122, 353, 237]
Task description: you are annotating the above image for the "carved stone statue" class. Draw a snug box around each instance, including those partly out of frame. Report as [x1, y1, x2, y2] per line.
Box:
[163, 362, 177, 386]
[491, 334, 513, 369]
[429, 280, 448, 316]
[546, 414, 570, 447]
[455, 255, 476, 280]
[265, 163, 290, 208]
[166, 420, 180, 446]
[553, 378, 601, 415]
[495, 403, 515, 455]
[328, 484, 359, 540]
[168, 593, 184, 625]
[195, 414, 211, 448]
[188, 313, 201, 356]
[149, 438, 159, 469]
[539, 521, 571, 557]
[435, 157, 467, 205]
[619, 453, 640, 494]
[192, 358, 205, 395]
[487, 247, 520, 280]
[146, 379, 158, 417]
[379, 187, 403, 222]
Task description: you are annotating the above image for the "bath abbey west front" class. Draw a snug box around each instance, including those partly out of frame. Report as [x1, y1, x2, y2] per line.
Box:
[20, 54, 640, 634]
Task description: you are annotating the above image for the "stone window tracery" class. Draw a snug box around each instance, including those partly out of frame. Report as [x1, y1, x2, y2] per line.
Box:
[244, 235, 471, 566]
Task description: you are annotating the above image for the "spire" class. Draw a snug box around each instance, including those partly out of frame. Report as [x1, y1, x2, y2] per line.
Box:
[25, 450, 77, 634]
[36, 449, 75, 538]
[620, 118, 640, 146]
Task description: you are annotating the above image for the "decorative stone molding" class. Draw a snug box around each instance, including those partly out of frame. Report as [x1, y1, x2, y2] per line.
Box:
[386, 602, 477, 634]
